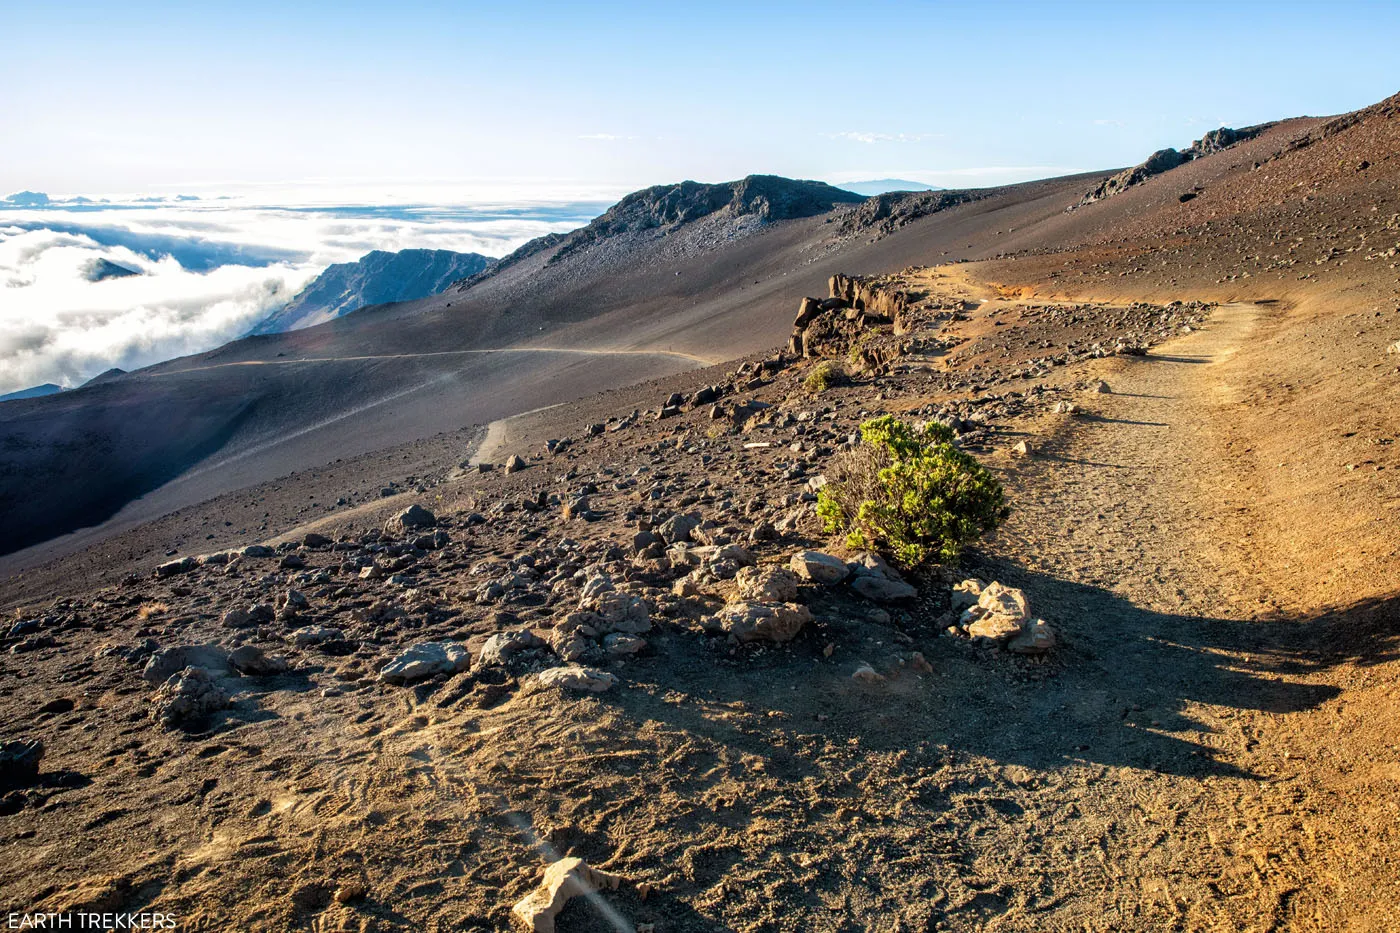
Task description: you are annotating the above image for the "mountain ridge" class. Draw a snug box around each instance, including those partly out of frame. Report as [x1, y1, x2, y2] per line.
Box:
[252, 248, 493, 334]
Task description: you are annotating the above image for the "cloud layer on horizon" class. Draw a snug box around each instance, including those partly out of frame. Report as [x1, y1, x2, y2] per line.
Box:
[0, 198, 601, 395]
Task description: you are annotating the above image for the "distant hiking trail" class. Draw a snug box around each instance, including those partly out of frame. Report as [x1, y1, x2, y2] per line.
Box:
[154, 344, 720, 376]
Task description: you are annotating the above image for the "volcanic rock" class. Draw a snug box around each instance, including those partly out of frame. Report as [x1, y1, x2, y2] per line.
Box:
[379, 642, 471, 684]
[706, 601, 812, 643]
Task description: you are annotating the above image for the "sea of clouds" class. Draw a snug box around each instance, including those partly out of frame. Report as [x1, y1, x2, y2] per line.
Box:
[0, 190, 611, 395]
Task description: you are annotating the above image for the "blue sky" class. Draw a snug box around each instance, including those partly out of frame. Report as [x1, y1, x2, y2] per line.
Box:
[5, 0, 1398, 198]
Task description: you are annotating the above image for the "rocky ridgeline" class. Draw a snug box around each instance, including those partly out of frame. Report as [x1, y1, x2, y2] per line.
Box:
[1074, 124, 1270, 208]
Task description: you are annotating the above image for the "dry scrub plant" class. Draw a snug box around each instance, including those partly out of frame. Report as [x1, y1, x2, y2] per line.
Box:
[816, 415, 1008, 567]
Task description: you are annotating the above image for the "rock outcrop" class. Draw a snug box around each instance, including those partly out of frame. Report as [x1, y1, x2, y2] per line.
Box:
[1076, 125, 1270, 207]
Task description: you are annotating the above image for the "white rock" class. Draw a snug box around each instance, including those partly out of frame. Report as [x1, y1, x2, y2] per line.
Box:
[535, 666, 617, 693]
[789, 550, 849, 584]
[511, 856, 624, 933]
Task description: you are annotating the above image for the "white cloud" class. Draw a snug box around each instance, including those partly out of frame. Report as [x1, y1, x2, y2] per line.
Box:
[828, 131, 937, 144]
[0, 196, 601, 394]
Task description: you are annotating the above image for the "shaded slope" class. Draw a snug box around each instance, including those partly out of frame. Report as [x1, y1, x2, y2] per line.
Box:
[251, 248, 493, 334]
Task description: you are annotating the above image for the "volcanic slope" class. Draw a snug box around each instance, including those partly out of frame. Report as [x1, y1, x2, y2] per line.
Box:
[0, 172, 1097, 567]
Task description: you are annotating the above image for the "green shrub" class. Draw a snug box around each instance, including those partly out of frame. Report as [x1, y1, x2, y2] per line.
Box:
[803, 360, 847, 393]
[816, 415, 1007, 567]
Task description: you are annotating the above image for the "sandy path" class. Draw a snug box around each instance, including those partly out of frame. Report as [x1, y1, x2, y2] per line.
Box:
[972, 301, 1391, 930]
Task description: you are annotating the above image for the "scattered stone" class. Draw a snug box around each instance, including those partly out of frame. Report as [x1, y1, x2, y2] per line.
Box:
[851, 662, 885, 683]
[603, 633, 646, 656]
[1008, 619, 1058, 654]
[706, 601, 812, 643]
[0, 740, 44, 788]
[1091, 379, 1111, 393]
[380, 642, 471, 684]
[535, 666, 618, 693]
[735, 566, 800, 603]
[150, 667, 229, 728]
[154, 556, 195, 578]
[505, 454, 528, 474]
[477, 630, 547, 667]
[291, 626, 345, 647]
[228, 645, 290, 676]
[511, 856, 625, 933]
[1010, 440, 1031, 457]
[142, 644, 231, 685]
[789, 550, 849, 584]
[242, 544, 275, 558]
[385, 504, 436, 535]
[302, 533, 333, 548]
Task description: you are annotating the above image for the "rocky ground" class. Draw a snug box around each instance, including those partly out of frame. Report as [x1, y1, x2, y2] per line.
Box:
[15, 264, 1386, 931]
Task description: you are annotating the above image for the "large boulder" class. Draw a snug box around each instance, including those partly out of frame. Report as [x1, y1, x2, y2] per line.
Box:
[142, 644, 231, 685]
[735, 566, 800, 603]
[790, 550, 849, 584]
[384, 504, 436, 536]
[656, 512, 702, 545]
[150, 667, 229, 728]
[476, 630, 547, 667]
[379, 642, 471, 684]
[706, 602, 812, 643]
